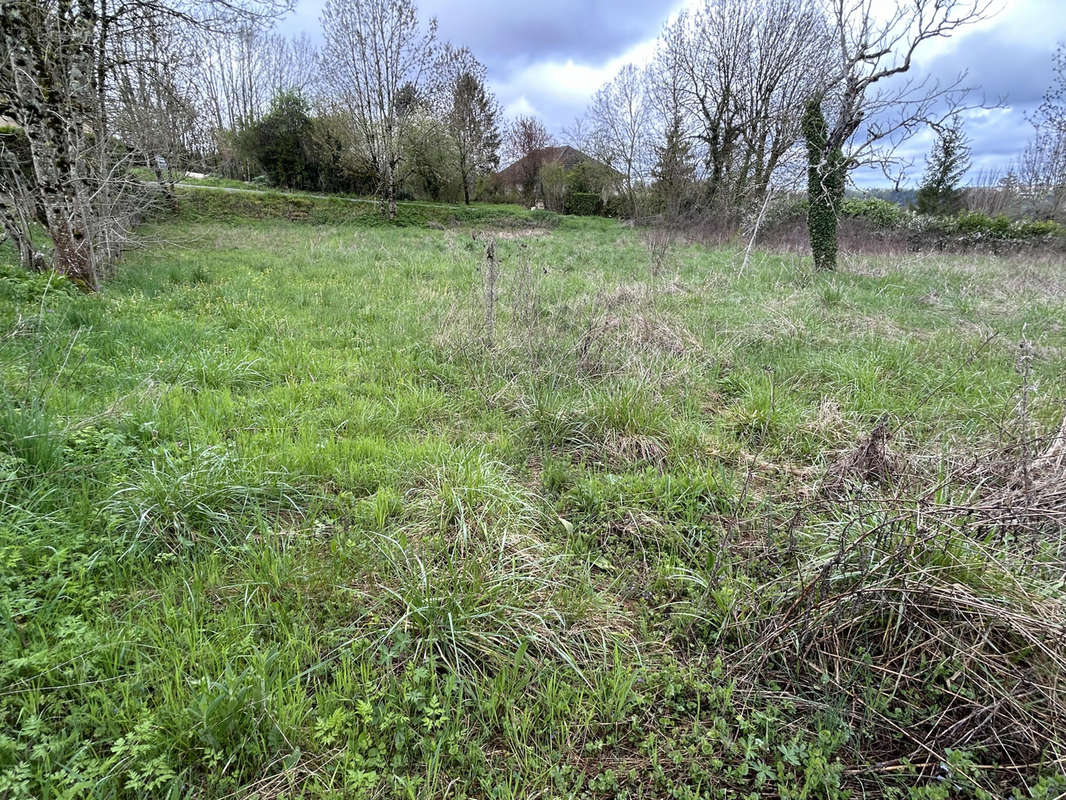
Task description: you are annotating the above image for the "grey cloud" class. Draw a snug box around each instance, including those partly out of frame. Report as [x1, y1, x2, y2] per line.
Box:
[282, 0, 679, 132]
[918, 29, 1055, 107]
[418, 0, 680, 70]
[283, 0, 679, 70]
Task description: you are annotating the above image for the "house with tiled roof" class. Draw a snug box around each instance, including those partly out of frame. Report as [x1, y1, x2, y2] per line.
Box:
[494, 146, 622, 209]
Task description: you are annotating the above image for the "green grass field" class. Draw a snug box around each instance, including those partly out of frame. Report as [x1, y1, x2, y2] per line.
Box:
[2, 193, 1065, 798]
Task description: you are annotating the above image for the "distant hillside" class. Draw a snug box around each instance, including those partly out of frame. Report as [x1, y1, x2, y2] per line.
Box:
[846, 188, 918, 207]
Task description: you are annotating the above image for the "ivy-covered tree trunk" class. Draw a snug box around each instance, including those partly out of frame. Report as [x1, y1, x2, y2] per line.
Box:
[802, 99, 845, 271]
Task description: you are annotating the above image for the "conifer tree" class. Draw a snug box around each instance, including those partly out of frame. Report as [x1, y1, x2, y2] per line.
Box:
[916, 115, 971, 216]
[651, 114, 696, 221]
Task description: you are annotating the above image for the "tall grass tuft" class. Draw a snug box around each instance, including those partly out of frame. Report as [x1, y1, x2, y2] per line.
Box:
[332, 449, 630, 681]
[0, 399, 66, 474]
[106, 445, 304, 554]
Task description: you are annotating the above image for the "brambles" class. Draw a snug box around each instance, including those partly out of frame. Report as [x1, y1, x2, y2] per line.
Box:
[742, 516, 1066, 791]
[827, 416, 895, 488]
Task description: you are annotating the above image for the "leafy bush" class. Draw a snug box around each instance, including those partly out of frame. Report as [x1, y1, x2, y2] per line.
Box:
[1018, 219, 1065, 236]
[240, 92, 318, 190]
[601, 194, 629, 218]
[952, 211, 1015, 237]
[763, 194, 1063, 244]
[840, 197, 905, 227]
[565, 159, 615, 195]
[932, 211, 1065, 240]
[0, 264, 77, 303]
[564, 191, 601, 216]
[761, 194, 809, 228]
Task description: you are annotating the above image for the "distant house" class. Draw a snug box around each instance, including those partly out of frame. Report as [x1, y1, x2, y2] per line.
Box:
[495, 146, 621, 206]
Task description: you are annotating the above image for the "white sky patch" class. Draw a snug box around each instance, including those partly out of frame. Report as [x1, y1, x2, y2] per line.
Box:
[488, 10, 673, 131]
[494, 42, 654, 106]
[501, 95, 537, 119]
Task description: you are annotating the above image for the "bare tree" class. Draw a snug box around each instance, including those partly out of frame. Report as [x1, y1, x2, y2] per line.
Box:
[0, 0, 288, 287]
[738, 0, 830, 200]
[585, 63, 652, 218]
[110, 13, 201, 196]
[660, 0, 829, 214]
[560, 114, 593, 154]
[804, 0, 993, 269]
[661, 0, 747, 208]
[189, 24, 315, 178]
[1033, 43, 1066, 137]
[1012, 44, 1066, 220]
[319, 0, 438, 219]
[197, 27, 316, 126]
[1013, 133, 1066, 220]
[195, 27, 258, 134]
[504, 115, 553, 200]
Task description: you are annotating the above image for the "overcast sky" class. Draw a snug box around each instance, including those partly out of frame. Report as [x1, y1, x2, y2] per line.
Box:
[282, 0, 1066, 187]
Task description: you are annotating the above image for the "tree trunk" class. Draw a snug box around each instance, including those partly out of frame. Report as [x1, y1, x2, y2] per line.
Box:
[50, 221, 96, 289]
[802, 99, 843, 271]
[806, 179, 838, 271]
[459, 152, 471, 204]
[152, 159, 177, 210]
[5, 0, 99, 289]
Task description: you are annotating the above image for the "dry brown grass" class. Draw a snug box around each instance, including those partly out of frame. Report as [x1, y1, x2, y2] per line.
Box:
[729, 514, 1066, 790]
[435, 244, 704, 395]
[826, 417, 896, 488]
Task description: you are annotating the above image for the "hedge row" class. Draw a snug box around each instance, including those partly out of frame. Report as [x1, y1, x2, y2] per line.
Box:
[175, 187, 565, 229]
[768, 195, 1065, 242]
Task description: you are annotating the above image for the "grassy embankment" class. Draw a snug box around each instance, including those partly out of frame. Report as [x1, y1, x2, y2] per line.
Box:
[1, 188, 1065, 798]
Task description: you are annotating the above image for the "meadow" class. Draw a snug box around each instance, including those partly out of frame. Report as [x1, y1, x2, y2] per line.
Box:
[1, 192, 1065, 798]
